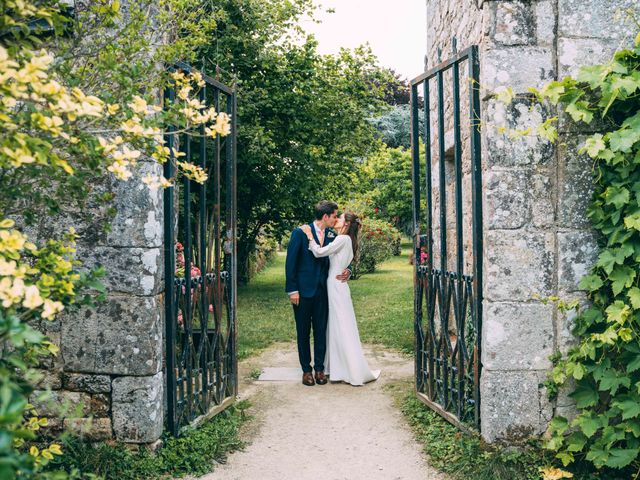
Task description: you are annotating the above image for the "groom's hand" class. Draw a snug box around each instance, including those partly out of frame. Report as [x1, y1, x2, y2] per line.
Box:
[336, 269, 351, 283]
[289, 292, 300, 306]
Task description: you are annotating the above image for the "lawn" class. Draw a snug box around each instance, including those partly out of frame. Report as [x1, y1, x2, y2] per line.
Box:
[237, 240, 415, 359]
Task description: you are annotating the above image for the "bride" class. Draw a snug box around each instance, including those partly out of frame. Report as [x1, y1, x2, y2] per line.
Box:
[300, 212, 380, 386]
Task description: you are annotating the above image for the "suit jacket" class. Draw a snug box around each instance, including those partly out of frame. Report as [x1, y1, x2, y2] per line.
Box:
[285, 223, 336, 298]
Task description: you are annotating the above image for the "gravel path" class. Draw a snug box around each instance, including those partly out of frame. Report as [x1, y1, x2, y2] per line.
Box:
[198, 343, 446, 480]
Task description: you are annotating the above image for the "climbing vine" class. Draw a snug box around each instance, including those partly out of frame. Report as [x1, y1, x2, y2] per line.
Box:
[531, 31, 640, 473]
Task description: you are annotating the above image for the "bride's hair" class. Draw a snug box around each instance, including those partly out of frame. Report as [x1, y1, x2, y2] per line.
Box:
[343, 212, 361, 260]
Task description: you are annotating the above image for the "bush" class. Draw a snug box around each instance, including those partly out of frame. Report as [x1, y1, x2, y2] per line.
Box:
[247, 235, 278, 281]
[48, 402, 249, 480]
[353, 218, 400, 278]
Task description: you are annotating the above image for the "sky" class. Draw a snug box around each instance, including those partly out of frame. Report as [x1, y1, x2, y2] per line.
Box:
[300, 0, 427, 81]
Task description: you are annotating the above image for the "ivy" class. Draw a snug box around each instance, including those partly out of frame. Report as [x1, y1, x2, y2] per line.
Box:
[535, 31, 640, 473]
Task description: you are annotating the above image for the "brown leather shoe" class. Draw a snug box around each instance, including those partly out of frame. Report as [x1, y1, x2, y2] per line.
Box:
[302, 372, 315, 386]
[314, 370, 328, 385]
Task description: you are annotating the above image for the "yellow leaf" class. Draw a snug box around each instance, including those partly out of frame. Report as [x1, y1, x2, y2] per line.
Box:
[636, 31, 640, 47]
[29, 446, 39, 457]
[0, 219, 15, 229]
[41, 449, 54, 460]
[540, 466, 574, 480]
[48, 443, 63, 455]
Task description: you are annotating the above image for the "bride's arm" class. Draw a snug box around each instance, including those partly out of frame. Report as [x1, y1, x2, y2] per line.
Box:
[305, 233, 346, 258]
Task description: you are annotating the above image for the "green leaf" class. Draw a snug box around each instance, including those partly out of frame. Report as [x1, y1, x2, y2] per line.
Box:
[608, 265, 635, 296]
[629, 356, 640, 374]
[624, 210, 640, 230]
[586, 445, 610, 468]
[603, 186, 630, 210]
[579, 274, 603, 291]
[541, 81, 565, 103]
[566, 101, 594, 124]
[566, 431, 588, 452]
[549, 416, 569, 435]
[605, 448, 639, 469]
[628, 287, 640, 310]
[573, 363, 586, 380]
[605, 300, 631, 324]
[574, 412, 602, 438]
[577, 64, 606, 87]
[581, 133, 605, 158]
[613, 395, 640, 420]
[612, 75, 640, 95]
[570, 383, 599, 408]
[598, 369, 631, 395]
[609, 126, 640, 153]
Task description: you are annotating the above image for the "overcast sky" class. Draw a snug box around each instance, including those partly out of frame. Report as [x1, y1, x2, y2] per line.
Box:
[300, 0, 427, 81]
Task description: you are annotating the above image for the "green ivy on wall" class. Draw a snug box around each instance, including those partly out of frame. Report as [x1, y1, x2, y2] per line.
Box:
[533, 31, 640, 472]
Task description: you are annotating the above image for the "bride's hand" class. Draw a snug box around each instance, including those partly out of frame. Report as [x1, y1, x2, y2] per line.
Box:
[300, 225, 311, 236]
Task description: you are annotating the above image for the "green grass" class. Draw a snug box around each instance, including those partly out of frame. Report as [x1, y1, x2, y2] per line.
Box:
[398, 386, 631, 480]
[237, 240, 414, 359]
[398, 389, 551, 480]
[48, 402, 249, 480]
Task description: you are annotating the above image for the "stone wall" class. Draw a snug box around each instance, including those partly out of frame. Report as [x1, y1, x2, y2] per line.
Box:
[425, 0, 640, 442]
[33, 160, 165, 444]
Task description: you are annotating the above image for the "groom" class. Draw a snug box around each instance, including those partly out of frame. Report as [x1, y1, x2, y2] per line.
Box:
[285, 200, 351, 386]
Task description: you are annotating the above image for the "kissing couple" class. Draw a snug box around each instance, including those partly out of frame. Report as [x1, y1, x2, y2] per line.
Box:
[285, 200, 381, 387]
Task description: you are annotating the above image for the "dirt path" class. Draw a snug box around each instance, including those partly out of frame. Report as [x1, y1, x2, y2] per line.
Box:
[198, 343, 446, 480]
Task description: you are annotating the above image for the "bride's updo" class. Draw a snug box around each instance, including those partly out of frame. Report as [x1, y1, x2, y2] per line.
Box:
[343, 212, 361, 260]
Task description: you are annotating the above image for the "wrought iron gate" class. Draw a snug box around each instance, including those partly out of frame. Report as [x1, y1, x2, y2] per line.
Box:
[163, 63, 238, 435]
[410, 42, 483, 429]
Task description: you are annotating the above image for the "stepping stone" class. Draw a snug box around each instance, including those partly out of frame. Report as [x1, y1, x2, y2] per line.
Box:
[257, 367, 301, 381]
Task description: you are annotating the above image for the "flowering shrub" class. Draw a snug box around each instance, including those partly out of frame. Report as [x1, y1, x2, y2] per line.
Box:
[0, 0, 229, 478]
[353, 218, 401, 278]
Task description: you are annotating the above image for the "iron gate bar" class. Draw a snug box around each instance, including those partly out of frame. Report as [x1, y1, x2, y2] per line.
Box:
[469, 45, 483, 425]
[410, 43, 483, 431]
[409, 46, 476, 86]
[164, 64, 238, 436]
[163, 86, 177, 436]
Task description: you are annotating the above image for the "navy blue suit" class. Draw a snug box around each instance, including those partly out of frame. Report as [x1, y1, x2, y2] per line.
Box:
[285, 224, 336, 373]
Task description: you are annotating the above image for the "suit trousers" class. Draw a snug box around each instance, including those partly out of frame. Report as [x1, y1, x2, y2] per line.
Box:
[292, 285, 328, 373]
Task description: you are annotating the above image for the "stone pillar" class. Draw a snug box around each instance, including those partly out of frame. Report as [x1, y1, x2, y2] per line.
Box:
[425, 0, 639, 443]
[479, 0, 638, 443]
[34, 160, 165, 444]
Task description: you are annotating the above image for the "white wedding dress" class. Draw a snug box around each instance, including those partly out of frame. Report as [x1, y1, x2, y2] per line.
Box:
[308, 235, 381, 386]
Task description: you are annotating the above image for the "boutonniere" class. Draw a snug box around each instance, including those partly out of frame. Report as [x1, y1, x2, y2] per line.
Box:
[326, 231, 336, 239]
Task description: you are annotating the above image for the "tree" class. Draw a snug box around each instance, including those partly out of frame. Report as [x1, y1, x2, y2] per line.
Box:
[200, 0, 393, 283]
[351, 144, 422, 235]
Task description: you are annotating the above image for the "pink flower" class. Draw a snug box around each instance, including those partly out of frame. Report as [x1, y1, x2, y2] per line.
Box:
[190, 266, 201, 277]
[208, 304, 214, 313]
[177, 311, 184, 327]
[176, 242, 184, 252]
[176, 252, 185, 268]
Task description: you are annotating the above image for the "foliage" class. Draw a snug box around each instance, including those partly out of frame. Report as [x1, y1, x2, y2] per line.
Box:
[350, 145, 419, 234]
[236, 240, 415, 360]
[353, 218, 400, 278]
[379, 69, 412, 106]
[198, 0, 396, 283]
[399, 390, 578, 480]
[528, 31, 640, 474]
[0, 1, 229, 478]
[247, 235, 278, 281]
[48, 402, 248, 480]
[369, 104, 422, 149]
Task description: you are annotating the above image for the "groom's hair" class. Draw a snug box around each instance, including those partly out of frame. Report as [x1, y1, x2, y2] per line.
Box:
[314, 200, 338, 220]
